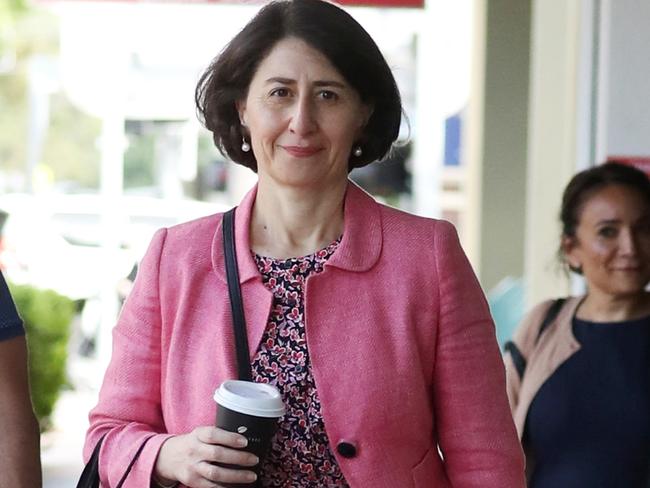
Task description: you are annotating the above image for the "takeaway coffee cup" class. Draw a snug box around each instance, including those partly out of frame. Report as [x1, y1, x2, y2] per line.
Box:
[214, 380, 285, 487]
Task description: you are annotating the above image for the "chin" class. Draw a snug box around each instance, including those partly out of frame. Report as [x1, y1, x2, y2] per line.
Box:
[608, 284, 650, 298]
[272, 169, 344, 189]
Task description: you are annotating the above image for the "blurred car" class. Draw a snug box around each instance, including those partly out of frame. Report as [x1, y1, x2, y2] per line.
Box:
[0, 193, 227, 301]
[1, 192, 227, 357]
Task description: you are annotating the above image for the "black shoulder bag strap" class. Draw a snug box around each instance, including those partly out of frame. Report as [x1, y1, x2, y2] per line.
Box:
[76, 434, 154, 488]
[222, 207, 253, 381]
[77, 208, 251, 488]
[535, 298, 566, 343]
[504, 298, 567, 380]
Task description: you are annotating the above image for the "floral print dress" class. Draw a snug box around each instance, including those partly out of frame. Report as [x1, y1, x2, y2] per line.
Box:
[251, 238, 350, 487]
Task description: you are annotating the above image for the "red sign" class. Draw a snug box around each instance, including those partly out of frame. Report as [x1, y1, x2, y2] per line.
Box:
[607, 156, 650, 178]
[37, 0, 423, 6]
[336, 0, 423, 6]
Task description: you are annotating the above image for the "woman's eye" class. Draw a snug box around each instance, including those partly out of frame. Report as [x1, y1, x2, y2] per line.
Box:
[270, 88, 290, 97]
[318, 90, 338, 101]
[598, 226, 617, 238]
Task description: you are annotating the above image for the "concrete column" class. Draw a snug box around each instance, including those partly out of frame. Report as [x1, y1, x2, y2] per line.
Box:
[602, 0, 650, 158]
[466, 0, 532, 290]
[524, 0, 596, 306]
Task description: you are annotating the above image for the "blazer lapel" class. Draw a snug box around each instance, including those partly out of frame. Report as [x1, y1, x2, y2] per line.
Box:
[326, 181, 383, 273]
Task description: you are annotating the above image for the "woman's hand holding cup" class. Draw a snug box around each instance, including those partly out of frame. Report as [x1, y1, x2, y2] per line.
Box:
[153, 426, 259, 487]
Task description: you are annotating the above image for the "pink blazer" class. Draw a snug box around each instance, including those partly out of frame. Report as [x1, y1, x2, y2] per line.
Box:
[84, 182, 524, 487]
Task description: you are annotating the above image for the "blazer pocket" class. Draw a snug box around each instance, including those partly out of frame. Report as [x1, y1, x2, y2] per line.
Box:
[411, 446, 451, 488]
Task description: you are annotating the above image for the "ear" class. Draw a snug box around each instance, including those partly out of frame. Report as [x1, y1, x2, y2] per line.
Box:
[355, 103, 374, 137]
[236, 99, 247, 127]
[361, 103, 374, 128]
[561, 235, 581, 269]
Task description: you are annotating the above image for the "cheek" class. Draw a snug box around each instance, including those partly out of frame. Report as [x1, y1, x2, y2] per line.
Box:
[246, 103, 286, 138]
[583, 237, 617, 259]
[333, 131, 357, 149]
[327, 118, 361, 147]
[640, 234, 650, 254]
[574, 243, 610, 273]
[590, 242, 612, 258]
[250, 118, 284, 145]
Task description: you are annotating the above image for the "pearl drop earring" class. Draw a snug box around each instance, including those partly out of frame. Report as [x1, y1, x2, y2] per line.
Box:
[241, 137, 251, 153]
[353, 146, 362, 157]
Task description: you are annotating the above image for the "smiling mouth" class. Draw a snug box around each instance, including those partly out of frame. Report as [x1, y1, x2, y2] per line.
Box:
[282, 146, 321, 158]
[613, 266, 644, 272]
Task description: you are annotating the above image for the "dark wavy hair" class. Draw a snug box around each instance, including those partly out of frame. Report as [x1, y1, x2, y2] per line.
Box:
[559, 161, 650, 273]
[195, 0, 402, 172]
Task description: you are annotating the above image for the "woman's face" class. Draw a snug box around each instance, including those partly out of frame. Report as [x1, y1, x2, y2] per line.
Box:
[237, 37, 371, 189]
[564, 184, 650, 298]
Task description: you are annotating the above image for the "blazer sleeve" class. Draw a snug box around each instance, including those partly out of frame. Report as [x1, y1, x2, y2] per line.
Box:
[430, 221, 526, 488]
[83, 228, 174, 487]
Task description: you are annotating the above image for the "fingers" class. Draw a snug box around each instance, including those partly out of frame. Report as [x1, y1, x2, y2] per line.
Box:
[197, 461, 258, 485]
[168, 427, 259, 488]
[193, 427, 257, 465]
[201, 443, 259, 467]
[179, 460, 257, 487]
[195, 426, 248, 449]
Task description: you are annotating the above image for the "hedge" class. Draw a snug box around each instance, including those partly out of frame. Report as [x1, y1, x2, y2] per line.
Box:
[9, 283, 74, 430]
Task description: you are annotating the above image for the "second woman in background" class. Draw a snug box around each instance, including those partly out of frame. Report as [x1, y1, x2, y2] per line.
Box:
[506, 162, 650, 487]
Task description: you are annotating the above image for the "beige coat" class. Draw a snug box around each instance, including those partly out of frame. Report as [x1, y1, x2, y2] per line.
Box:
[504, 296, 584, 437]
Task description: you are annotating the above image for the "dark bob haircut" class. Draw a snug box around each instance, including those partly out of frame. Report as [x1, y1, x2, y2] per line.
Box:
[195, 0, 402, 172]
[559, 161, 650, 273]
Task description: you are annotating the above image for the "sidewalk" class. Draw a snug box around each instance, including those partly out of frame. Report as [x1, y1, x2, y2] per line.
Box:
[42, 388, 97, 487]
[42, 355, 102, 487]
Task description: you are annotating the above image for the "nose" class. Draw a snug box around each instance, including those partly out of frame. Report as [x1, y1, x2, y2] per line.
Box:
[288, 96, 316, 136]
[619, 228, 638, 256]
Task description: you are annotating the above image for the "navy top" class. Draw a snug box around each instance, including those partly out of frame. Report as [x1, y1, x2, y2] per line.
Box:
[525, 314, 650, 488]
[0, 271, 24, 341]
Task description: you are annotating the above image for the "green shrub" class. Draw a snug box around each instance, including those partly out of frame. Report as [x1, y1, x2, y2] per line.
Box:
[9, 283, 74, 430]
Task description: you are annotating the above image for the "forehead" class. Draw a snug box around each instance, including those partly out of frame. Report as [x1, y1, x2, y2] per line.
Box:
[250, 37, 345, 84]
[578, 184, 650, 223]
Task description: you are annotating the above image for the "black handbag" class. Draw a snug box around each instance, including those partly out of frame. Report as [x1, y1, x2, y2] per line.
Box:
[76, 434, 153, 487]
[76, 208, 251, 487]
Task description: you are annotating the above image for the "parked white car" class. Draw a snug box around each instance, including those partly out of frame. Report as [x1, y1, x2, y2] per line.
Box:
[0, 193, 227, 301]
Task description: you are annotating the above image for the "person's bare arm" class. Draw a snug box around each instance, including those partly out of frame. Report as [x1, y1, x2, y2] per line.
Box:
[0, 335, 42, 487]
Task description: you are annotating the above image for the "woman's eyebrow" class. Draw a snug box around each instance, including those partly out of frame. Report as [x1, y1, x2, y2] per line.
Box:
[264, 77, 347, 89]
[596, 215, 650, 225]
[265, 77, 296, 85]
[313, 80, 347, 88]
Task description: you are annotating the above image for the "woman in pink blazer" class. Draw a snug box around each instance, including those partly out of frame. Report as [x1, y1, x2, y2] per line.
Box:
[84, 1, 524, 486]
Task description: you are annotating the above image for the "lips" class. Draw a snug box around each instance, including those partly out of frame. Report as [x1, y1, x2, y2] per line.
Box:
[611, 264, 646, 273]
[281, 145, 321, 158]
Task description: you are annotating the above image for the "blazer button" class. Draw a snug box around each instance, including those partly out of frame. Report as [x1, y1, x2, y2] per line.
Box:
[336, 441, 357, 458]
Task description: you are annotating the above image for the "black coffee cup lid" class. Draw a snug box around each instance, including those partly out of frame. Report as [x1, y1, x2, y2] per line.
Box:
[214, 380, 285, 418]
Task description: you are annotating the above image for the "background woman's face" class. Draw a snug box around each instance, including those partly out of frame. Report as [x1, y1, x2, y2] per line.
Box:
[237, 37, 371, 190]
[565, 184, 650, 298]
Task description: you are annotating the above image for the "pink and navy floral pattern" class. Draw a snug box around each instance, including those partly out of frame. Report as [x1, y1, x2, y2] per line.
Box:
[251, 238, 349, 487]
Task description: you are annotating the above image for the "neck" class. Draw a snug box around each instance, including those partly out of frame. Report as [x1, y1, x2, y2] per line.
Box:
[577, 290, 650, 322]
[250, 178, 347, 259]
